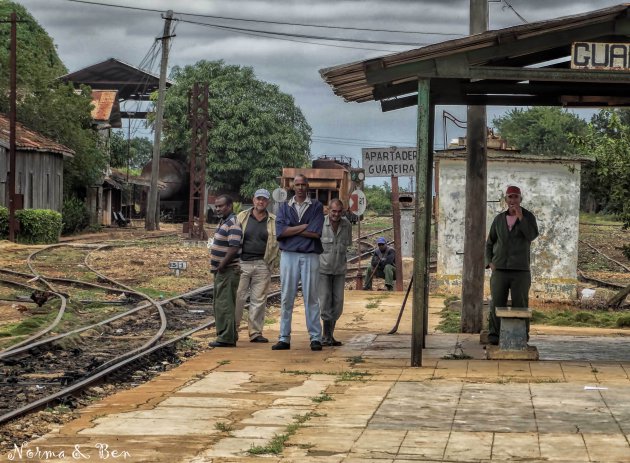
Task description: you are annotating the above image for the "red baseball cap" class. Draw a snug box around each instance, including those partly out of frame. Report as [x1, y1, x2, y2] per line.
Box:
[506, 185, 521, 196]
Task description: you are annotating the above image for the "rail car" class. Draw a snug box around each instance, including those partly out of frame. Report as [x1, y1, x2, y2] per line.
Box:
[279, 156, 365, 221]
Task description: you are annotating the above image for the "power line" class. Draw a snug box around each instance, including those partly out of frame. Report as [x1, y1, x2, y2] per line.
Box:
[500, 0, 528, 23]
[179, 18, 429, 47]
[59, 0, 466, 37]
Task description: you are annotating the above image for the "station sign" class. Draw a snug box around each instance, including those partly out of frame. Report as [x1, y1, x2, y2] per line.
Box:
[571, 42, 630, 71]
[361, 147, 417, 178]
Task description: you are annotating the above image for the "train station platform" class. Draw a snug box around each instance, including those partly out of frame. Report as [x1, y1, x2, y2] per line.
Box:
[5, 290, 630, 462]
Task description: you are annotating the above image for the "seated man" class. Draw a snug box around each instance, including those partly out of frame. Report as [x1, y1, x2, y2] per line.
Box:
[363, 237, 395, 291]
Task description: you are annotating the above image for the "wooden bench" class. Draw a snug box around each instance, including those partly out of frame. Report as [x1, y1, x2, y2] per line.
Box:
[495, 307, 531, 351]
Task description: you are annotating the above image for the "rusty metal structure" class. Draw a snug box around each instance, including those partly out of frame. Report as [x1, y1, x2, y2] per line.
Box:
[279, 156, 364, 219]
[186, 83, 209, 240]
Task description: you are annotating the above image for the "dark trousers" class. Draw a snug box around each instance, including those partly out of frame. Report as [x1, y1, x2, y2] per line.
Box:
[213, 266, 241, 344]
[488, 270, 531, 343]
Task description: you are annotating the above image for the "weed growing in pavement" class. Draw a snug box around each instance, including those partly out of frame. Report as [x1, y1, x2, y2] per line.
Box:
[281, 369, 327, 375]
[531, 378, 564, 383]
[217, 360, 231, 366]
[441, 352, 473, 360]
[337, 371, 371, 382]
[346, 355, 365, 365]
[591, 367, 599, 373]
[311, 393, 333, 403]
[248, 412, 318, 455]
[436, 307, 460, 333]
[214, 422, 233, 433]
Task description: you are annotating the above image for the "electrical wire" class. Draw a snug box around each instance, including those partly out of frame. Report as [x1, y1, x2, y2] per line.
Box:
[178, 18, 429, 47]
[500, 0, 528, 23]
[59, 0, 466, 37]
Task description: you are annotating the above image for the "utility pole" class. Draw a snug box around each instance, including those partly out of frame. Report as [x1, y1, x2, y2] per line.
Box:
[145, 10, 173, 231]
[8, 12, 18, 242]
[461, 0, 488, 333]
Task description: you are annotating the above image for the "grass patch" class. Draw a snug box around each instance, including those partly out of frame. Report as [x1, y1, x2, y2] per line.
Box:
[365, 295, 388, 310]
[0, 312, 56, 337]
[579, 212, 623, 226]
[338, 371, 371, 381]
[532, 308, 630, 329]
[281, 369, 326, 375]
[311, 393, 333, 403]
[264, 317, 277, 325]
[436, 307, 461, 333]
[217, 360, 231, 366]
[214, 422, 233, 432]
[248, 412, 318, 455]
[346, 355, 365, 366]
[441, 352, 473, 360]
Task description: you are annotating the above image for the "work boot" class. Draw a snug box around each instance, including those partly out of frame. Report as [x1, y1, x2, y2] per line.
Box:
[329, 320, 342, 346]
[321, 320, 332, 346]
[385, 285, 394, 291]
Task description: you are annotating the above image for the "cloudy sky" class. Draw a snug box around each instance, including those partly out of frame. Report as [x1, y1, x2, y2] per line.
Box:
[13, 0, 623, 174]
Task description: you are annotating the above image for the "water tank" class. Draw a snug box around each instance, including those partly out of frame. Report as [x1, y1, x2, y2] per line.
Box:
[141, 158, 188, 200]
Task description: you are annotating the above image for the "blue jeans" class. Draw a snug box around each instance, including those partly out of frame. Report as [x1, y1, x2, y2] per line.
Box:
[279, 251, 322, 343]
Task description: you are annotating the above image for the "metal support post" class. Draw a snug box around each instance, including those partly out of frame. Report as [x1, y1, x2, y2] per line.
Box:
[391, 176, 404, 291]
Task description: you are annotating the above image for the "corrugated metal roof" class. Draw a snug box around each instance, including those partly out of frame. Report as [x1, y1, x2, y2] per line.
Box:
[320, 4, 630, 103]
[91, 90, 117, 122]
[0, 114, 74, 158]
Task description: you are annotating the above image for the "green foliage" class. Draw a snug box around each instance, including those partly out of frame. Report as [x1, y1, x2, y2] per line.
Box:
[364, 183, 392, 215]
[109, 131, 153, 169]
[0, 206, 7, 237]
[0, 2, 108, 196]
[162, 60, 312, 199]
[572, 110, 630, 228]
[15, 209, 62, 243]
[616, 315, 630, 328]
[0, 206, 61, 242]
[493, 107, 588, 155]
[62, 197, 90, 235]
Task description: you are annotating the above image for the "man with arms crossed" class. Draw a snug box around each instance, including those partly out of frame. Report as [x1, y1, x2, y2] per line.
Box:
[319, 199, 353, 346]
[235, 188, 279, 343]
[209, 195, 242, 348]
[273, 174, 325, 351]
[485, 185, 539, 346]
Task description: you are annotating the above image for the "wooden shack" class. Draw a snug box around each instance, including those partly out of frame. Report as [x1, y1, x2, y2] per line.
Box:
[0, 114, 74, 212]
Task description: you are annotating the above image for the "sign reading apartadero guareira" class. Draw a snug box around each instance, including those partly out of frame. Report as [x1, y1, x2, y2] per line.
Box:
[362, 147, 417, 178]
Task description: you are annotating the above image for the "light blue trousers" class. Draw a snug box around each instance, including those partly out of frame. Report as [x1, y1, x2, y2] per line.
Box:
[279, 251, 322, 343]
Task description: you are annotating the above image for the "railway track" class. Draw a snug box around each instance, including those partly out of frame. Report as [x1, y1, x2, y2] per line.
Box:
[0, 227, 401, 426]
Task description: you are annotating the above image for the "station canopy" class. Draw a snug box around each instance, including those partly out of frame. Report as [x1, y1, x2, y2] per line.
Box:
[320, 3, 630, 112]
[60, 58, 172, 119]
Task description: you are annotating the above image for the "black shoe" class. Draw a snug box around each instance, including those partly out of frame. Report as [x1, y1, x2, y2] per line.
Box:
[330, 338, 343, 347]
[310, 340, 323, 351]
[321, 338, 332, 346]
[386, 285, 394, 291]
[272, 341, 290, 350]
[250, 335, 269, 343]
[209, 341, 236, 348]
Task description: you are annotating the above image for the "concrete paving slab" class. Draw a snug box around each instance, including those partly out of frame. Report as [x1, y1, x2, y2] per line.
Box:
[539, 433, 590, 461]
[491, 432, 541, 460]
[444, 431, 493, 461]
[349, 429, 406, 459]
[18, 289, 630, 463]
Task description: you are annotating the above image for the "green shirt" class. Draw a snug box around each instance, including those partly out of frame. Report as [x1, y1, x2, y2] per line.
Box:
[485, 207, 539, 271]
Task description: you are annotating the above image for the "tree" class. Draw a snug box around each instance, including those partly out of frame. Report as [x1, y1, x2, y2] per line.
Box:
[161, 60, 311, 199]
[572, 110, 630, 228]
[109, 131, 153, 170]
[364, 183, 392, 215]
[493, 107, 588, 156]
[0, 2, 107, 196]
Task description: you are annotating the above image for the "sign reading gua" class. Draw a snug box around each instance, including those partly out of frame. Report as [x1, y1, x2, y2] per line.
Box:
[361, 147, 417, 177]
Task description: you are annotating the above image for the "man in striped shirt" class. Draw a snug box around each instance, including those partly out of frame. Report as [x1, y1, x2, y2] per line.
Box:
[209, 194, 242, 348]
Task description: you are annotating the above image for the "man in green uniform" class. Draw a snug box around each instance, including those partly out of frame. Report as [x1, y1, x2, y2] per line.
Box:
[485, 185, 539, 346]
[319, 199, 353, 346]
[209, 195, 242, 347]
